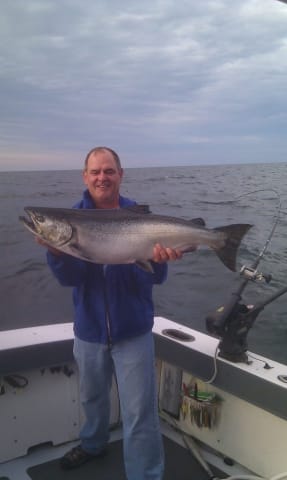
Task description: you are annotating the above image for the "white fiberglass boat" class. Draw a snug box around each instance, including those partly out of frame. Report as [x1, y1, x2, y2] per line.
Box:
[0, 315, 286, 480]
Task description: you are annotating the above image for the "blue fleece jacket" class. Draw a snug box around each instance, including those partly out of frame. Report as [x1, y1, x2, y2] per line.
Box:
[47, 190, 168, 344]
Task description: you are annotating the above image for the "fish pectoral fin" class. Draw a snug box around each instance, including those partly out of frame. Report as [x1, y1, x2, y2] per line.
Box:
[135, 260, 155, 273]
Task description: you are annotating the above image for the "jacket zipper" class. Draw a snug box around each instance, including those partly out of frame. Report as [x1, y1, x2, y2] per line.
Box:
[102, 265, 112, 347]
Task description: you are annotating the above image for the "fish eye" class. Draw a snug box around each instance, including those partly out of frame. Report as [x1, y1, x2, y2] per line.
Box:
[35, 214, 45, 223]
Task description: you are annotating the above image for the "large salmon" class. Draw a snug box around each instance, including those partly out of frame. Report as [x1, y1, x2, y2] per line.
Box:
[19, 205, 252, 272]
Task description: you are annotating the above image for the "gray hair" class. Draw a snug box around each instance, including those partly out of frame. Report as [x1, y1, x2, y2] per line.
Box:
[84, 147, 122, 171]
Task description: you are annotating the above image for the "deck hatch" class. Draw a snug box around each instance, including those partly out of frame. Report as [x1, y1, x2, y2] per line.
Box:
[162, 329, 195, 342]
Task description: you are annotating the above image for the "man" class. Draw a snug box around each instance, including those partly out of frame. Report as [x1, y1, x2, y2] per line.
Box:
[42, 147, 182, 480]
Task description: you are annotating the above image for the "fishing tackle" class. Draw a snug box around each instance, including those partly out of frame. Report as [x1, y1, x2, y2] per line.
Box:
[239, 265, 272, 283]
[206, 189, 287, 363]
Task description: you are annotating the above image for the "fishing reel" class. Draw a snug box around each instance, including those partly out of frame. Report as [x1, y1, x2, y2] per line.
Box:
[240, 265, 272, 283]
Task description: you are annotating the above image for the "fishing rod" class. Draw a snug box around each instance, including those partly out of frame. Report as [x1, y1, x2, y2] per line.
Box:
[205, 189, 285, 363]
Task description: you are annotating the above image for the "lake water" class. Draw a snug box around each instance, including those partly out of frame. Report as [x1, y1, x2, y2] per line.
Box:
[1, 163, 287, 364]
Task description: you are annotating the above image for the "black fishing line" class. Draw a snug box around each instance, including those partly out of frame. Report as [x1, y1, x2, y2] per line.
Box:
[232, 189, 281, 268]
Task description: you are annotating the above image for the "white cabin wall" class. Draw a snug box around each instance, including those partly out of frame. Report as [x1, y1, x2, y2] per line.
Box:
[0, 364, 120, 463]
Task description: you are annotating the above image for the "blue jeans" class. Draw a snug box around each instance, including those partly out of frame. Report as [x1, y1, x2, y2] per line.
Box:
[73, 331, 164, 480]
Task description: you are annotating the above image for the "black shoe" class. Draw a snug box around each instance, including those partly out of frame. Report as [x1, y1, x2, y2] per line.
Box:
[60, 445, 107, 470]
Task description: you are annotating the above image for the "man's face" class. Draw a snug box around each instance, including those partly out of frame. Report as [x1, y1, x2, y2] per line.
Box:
[83, 150, 123, 208]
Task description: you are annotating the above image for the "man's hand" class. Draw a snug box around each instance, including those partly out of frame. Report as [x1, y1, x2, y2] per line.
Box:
[35, 237, 62, 256]
[152, 243, 183, 263]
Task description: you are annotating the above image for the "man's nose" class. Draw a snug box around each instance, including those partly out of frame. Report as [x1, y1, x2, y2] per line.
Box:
[98, 171, 107, 181]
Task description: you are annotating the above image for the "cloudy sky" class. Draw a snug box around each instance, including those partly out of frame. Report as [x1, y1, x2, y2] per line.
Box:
[1, 0, 286, 171]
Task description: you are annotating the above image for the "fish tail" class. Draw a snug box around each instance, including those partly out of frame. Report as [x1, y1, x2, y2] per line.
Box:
[213, 224, 252, 272]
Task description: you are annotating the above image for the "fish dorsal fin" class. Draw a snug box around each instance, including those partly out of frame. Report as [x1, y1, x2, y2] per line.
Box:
[190, 217, 206, 226]
[125, 205, 151, 214]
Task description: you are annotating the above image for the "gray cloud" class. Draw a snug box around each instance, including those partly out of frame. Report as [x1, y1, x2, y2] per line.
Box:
[0, 0, 286, 170]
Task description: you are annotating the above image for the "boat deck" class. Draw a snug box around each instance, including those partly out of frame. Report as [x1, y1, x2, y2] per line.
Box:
[0, 419, 242, 480]
[27, 436, 224, 480]
[1, 427, 228, 480]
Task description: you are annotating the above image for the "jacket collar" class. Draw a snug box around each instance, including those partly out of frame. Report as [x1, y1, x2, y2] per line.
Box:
[82, 189, 135, 209]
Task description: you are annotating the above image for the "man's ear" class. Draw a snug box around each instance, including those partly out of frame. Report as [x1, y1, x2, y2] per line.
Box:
[82, 169, 88, 185]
